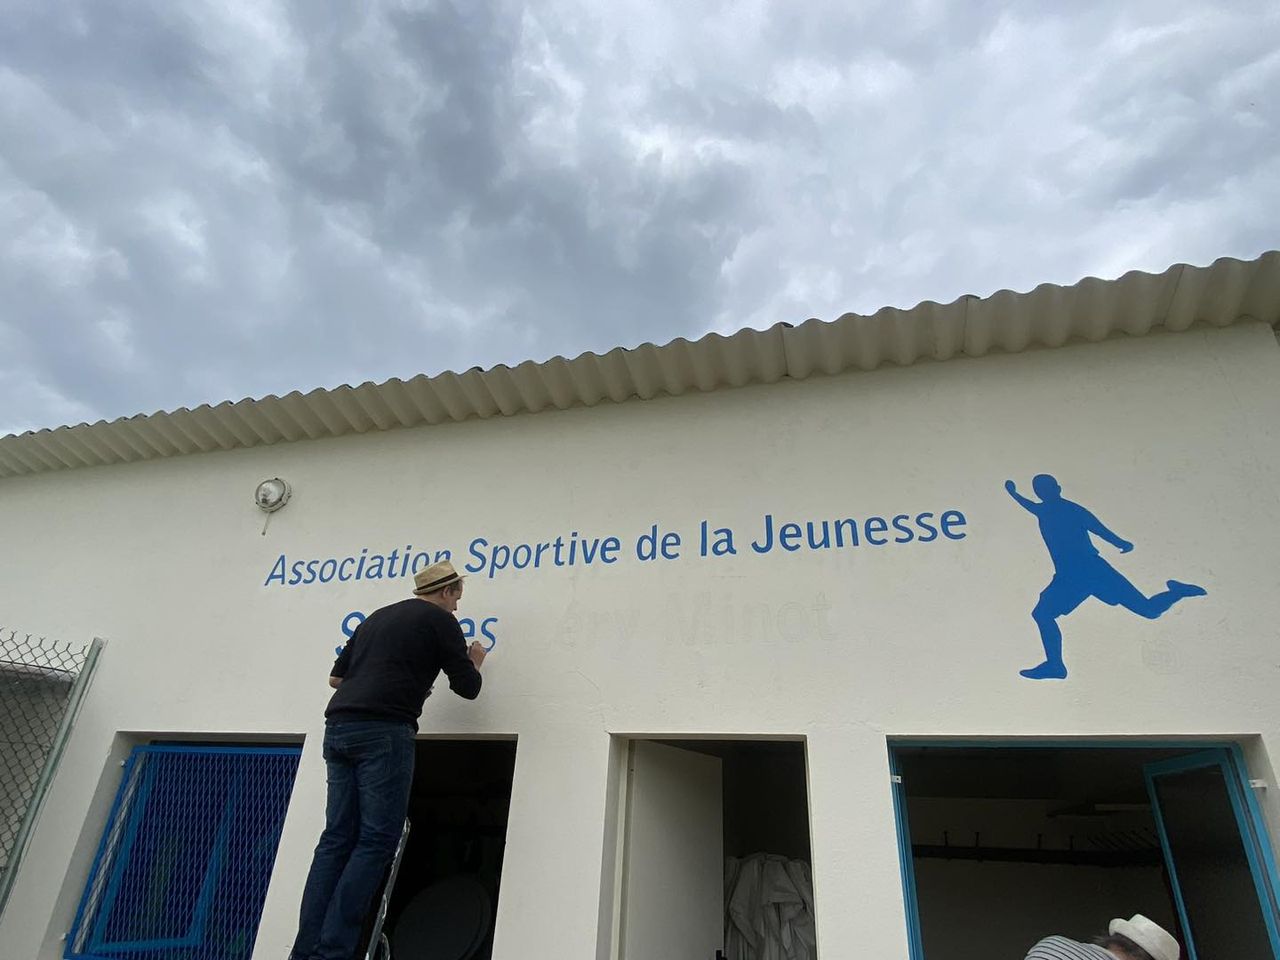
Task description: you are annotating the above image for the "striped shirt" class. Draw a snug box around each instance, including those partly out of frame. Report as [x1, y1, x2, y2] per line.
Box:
[1025, 936, 1114, 960]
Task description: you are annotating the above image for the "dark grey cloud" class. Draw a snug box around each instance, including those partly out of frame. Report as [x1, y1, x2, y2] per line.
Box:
[1, 0, 1277, 434]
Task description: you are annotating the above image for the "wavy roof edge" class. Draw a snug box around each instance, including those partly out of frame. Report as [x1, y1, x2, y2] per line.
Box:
[3, 250, 1279, 479]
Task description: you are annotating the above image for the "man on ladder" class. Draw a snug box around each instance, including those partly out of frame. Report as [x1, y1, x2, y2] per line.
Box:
[289, 560, 487, 960]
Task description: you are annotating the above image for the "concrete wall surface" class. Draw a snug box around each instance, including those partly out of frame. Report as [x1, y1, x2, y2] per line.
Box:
[1, 322, 1279, 958]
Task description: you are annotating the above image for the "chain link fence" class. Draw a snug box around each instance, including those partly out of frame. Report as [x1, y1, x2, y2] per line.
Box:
[0, 627, 102, 917]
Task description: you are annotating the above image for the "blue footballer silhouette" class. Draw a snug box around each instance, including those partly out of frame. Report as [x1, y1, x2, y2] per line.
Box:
[1005, 475, 1206, 680]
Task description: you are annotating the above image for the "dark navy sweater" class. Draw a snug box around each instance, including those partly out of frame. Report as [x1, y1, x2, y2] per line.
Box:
[325, 598, 482, 729]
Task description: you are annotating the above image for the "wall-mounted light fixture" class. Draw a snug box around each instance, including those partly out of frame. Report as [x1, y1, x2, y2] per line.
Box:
[254, 478, 291, 534]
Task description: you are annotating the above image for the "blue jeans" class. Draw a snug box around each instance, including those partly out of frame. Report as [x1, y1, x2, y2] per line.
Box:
[290, 720, 415, 960]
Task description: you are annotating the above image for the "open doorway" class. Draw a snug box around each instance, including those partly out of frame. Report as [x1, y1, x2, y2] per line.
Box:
[367, 738, 516, 960]
[610, 737, 818, 960]
[889, 742, 1280, 960]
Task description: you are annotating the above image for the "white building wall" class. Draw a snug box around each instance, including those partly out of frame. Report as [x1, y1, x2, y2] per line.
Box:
[1, 321, 1279, 958]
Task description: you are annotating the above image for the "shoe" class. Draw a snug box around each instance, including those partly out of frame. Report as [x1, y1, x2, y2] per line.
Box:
[1019, 660, 1068, 680]
[1167, 580, 1206, 598]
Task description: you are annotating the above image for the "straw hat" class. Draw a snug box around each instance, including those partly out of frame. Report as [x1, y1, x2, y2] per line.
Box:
[413, 560, 464, 596]
[1109, 915, 1179, 960]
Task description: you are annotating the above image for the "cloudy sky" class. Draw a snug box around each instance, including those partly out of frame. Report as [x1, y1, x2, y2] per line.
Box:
[2, 1, 1277, 435]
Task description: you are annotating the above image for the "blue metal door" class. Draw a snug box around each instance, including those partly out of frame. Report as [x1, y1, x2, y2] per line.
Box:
[1144, 749, 1280, 960]
[66, 744, 301, 960]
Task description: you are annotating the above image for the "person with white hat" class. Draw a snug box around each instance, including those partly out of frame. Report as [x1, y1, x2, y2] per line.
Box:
[289, 560, 488, 960]
[1024, 914, 1181, 960]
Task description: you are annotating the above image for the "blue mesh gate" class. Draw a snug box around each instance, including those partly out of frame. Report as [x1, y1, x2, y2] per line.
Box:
[67, 745, 301, 960]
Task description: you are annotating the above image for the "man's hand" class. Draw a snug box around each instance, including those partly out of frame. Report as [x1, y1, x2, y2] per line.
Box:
[1116, 539, 1134, 554]
[1005, 480, 1017, 494]
[468, 641, 488, 668]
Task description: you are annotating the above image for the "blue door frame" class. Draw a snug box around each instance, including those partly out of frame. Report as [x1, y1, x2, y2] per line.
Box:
[887, 739, 1280, 960]
[888, 748, 924, 960]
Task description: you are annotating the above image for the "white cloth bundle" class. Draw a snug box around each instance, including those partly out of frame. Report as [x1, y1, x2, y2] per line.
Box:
[724, 854, 817, 960]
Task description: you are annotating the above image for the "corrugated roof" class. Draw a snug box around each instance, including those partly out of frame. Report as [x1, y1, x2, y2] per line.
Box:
[3, 250, 1279, 479]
